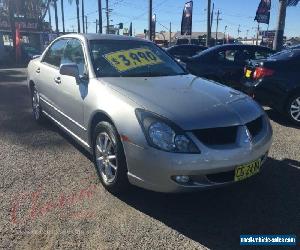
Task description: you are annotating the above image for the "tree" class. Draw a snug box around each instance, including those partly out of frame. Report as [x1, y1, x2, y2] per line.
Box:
[53, 0, 59, 35]
[61, 0, 65, 33]
[68, 0, 80, 33]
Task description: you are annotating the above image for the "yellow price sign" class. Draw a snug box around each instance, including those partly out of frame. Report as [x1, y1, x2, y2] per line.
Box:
[104, 48, 163, 72]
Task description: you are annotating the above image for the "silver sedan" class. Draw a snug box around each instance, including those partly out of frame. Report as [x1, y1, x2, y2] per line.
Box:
[27, 34, 272, 193]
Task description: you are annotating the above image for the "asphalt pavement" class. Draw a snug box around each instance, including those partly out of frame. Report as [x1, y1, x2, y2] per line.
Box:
[0, 68, 299, 250]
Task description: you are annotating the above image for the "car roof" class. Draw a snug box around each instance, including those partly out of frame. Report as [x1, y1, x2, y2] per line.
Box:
[210, 44, 272, 51]
[192, 44, 273, 59]
[166, 44, 207, 51]
[170, 44, 206, 48]
[59, 33, 148, 43]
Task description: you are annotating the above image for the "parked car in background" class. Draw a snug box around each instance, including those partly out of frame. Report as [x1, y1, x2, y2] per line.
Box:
[242, 48, 300, 126]
[27, 34, 272, 193]
[185, 44, 274, 89]
[166, 44, 207, 62]
[21, 44, 41, 64]
[1, 45, 14, 65]
[283, 44, 300, 50]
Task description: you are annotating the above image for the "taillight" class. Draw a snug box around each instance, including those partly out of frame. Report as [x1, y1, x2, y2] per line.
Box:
[253, 67, 274, 80]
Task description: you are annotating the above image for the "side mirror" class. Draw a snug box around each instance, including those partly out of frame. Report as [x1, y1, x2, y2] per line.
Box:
[60, 63, 79, 80]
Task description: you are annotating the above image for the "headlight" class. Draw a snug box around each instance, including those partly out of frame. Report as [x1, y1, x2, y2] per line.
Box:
[135, 109, 200, 153]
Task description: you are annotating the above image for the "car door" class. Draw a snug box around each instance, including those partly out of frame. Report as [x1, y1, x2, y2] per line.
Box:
[218, 49, 251, 88]
[37, 39, 68, 120]
[53, 38, 88, 139]
[215, 49, 239, 85]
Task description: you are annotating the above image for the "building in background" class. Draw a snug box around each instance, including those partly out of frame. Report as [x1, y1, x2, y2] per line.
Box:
[0, 0, 52, 64]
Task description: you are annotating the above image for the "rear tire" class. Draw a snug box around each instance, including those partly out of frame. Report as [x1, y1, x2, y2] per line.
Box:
[93, 121, 130, 194]
[286, 93, 300, 126]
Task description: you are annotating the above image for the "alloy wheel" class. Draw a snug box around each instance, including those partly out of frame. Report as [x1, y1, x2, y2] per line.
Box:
[95, 132, 118, 184]
[32, 89, 40, 120]
[290, 97, 300, 122]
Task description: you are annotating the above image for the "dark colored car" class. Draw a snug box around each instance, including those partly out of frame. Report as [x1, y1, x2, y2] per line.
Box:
[242, 48, 300, 126]
[21, 44, 41, 64]
[166, 44, 207, 62]
[185, 44, 274, 89]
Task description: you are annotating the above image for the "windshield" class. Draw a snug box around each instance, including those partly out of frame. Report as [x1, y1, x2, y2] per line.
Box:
[89, 40, 187, 77]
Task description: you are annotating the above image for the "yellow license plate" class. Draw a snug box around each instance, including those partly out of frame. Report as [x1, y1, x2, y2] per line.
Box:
[245, 70, 252, 78]
[234, 159, 261, 182]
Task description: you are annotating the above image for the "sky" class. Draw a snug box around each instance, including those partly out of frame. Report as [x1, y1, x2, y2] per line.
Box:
[47, 0, 300, 38]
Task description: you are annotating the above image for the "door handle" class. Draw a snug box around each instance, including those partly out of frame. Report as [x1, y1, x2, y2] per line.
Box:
[54, 77, 61, 84]
[36, 68, 40, 73]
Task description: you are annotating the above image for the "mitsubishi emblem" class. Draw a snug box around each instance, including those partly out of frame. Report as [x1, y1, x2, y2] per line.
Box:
[245, 127, 253, 144]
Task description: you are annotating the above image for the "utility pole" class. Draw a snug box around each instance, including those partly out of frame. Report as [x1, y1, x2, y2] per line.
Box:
[256, 23, 260, 45]
[106, 0, 109, 34]
[169, 22, 172, 47]
[48, 6, 52, 31]
[237, 24, 241, 39]
[76, 0, 80, 33]
[149, 0, 153, 40]
[53, 0, 59, 35]
[96, 19, 98, 33]
[82, 0, 85, 33]
[85, 16, 88, 33]
[215, 9, 220, 45]
[223, 25, 227, 44]
[206, 0, 211, 47]
[273, 0, 287, 51]
[210, 3, 214, 30]
[246, 29, 249, 39]
[98, 0, 102, 33]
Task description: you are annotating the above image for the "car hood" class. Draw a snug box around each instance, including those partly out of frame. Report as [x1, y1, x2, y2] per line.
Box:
[102, 75, 263, 130]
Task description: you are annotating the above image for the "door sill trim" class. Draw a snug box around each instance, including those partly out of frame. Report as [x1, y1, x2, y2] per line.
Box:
[42, 110, 91, 149]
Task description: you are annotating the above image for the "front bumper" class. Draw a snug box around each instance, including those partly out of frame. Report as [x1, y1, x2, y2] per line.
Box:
[123, 118, 273, 193]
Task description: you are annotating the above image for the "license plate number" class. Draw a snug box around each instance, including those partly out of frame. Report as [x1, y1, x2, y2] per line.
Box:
[234, 159, 261, 181]
[245, 69, 252, 78]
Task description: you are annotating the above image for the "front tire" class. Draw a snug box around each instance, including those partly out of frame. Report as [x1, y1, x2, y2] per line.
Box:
[93, 121, 129, 194]
[287, 94, 300, 126]
[31, 86, 45, 123]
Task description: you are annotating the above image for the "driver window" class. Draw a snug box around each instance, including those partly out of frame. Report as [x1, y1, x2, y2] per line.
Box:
[62, 39, 87, 76]
[43, 39, 67, 68]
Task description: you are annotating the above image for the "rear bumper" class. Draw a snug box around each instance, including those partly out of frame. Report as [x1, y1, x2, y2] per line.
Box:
[241, 80, 286, 112]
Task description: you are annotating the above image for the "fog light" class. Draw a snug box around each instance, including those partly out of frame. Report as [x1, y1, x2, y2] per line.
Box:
[174, 175, 190, 184]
